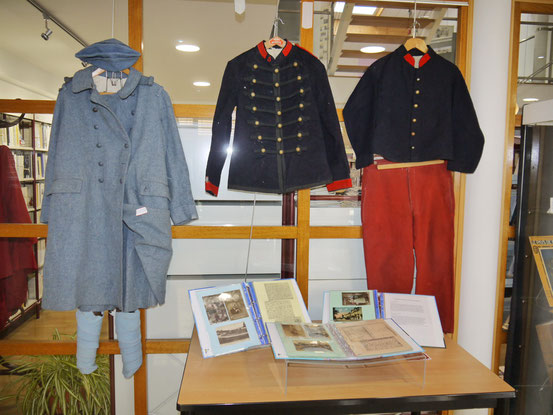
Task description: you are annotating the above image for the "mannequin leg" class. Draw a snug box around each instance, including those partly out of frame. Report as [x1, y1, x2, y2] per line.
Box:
[115, 310, 142, 379]
[76, 310, 104, 375]
[361, 164, 415, 293]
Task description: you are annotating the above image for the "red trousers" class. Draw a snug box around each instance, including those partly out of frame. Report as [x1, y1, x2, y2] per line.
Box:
[361, 162, 455, 333]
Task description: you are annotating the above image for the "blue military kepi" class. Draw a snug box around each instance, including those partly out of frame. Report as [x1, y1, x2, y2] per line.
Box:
[75, 38, 140, 72]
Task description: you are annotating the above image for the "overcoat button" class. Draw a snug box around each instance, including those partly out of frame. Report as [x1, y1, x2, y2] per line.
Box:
[412, 118, 417, 122]
[94, 125, 99, 129]
[253, 107, 257, 111]
[298, 117, 303, 122]
[416, 78, 421, 81]
[415, 90, 420, 94]
[252, 79, 257, 83]
[98, 161, 104, 166]
[300, 88, 304, 94]
[98, 178, 104, 183]
[277, 137, 282, 142]
[275, 82, 280, 87]
[299, 103, 304, 108]
[92, 107, 98, 112]
[124, 143, 129, 148]
[255, 121, 260, 126]
[96, 143, 102, 148]
[411, 146, 416, 149]
[276, 97, 281, 102]
[274, 68, 279, 73]
[296, 147, 301, 152]
[297, 132, 302, 138]
[293, 62, 298, 67]
[297, 76, 302, 80]
[279, 150, 284, 155]
[131, 110, 136, 115]
[414, 104, 419, 108]
[277, 123, 282, 128]
[258, 135, 263, 141]
[253, 64, 258, 69]
[277, 111, 282, 115]
[261, 148, 266, 153]
[120, 178, 123, 183]
[251, 92, 256, 97]
[411, 132, 416, 136]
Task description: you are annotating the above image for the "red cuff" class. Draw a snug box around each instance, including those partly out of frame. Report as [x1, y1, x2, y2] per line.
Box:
[205, 181, 219, 197]
[326, 178, 352, 192]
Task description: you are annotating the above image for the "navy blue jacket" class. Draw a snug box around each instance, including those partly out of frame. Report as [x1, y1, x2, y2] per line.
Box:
[343, 45, 484, 173]
[206, 41, 352, 195]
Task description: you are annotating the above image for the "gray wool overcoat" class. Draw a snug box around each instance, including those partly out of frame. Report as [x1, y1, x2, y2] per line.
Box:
[41, 66, 198, 312]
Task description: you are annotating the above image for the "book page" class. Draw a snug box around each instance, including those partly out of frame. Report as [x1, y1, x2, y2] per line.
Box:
[382, 293, 444, 348]
[335, 319, 413, 357]
[252, 279, 310, 323]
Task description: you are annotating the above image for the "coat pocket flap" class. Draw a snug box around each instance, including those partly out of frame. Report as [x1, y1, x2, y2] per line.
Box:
[47, 178, 83, 195]
[139, 181, 170, 199]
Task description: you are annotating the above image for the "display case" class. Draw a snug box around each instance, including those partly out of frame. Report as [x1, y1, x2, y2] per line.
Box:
[502, 98, 553, 415]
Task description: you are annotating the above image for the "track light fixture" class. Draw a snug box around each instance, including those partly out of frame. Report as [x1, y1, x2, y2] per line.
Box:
[41, 15, 53, 40]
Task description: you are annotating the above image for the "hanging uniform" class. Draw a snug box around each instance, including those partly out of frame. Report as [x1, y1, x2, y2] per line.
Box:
[206, 41, 352, 196]
[343, 45, 485, 333]
[42, 40, 198, 313]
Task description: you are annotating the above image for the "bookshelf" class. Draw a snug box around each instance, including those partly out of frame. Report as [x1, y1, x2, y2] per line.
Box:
[0, 113, 50, 336]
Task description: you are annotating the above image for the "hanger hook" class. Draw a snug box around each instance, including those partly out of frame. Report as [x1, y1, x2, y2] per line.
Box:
[273, 17, 284, 38]
[412, 0, 418, 38]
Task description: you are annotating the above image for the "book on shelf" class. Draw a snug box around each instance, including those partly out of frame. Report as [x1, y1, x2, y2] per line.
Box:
[322, 290, 445, 348]
[266, 318, 425, 362]
[189, 279, 311, 358]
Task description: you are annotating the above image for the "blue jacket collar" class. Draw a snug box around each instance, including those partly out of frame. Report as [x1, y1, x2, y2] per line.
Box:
[72, 66, 142, 99]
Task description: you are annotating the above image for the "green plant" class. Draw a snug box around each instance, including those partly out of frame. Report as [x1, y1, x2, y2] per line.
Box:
[3, 330, 110, 415]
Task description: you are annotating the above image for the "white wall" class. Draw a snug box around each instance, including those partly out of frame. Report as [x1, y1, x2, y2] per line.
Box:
[456, 1, 511, 414]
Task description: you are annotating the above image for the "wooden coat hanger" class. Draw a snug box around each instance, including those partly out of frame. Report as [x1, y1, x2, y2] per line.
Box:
[403, 0, 428, 53]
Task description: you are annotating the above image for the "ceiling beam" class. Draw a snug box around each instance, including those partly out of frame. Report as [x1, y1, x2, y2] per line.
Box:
[328, 3, 354, 75]
[346, 25, 410, 37]
[340, 50, 390, 59]
[345, 33, 411, 44]
[340, 0, 468, 8]
[345, 15, 435, 29]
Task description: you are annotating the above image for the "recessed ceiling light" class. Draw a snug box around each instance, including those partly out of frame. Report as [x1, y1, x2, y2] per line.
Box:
[334, 2, 376, 15]
[523, 97, 539, 102]
[361, 46, 385, 54]
[538, 55, 545, 59]
[176, 43, 200, 52]
[193, 81, 210, 87]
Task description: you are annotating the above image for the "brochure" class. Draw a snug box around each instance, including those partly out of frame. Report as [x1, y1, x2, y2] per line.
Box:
[266, 318, 425, 361]
[189, 279, 311, 358]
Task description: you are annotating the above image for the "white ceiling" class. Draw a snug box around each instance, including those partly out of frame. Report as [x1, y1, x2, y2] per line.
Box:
[0, 0, 281, 104]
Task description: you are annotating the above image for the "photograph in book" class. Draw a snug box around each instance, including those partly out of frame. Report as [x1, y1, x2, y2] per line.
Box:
[216, 322, 250, 346]
[322, 290, 379, 323]
[189, 279, 311, 358]
[266, 319, 424, 361]
[333, 306, 363, 321]
[342, 291, 372, 305]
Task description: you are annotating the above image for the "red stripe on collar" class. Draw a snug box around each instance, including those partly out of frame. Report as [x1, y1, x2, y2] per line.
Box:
[419, 53, 431, 67]
[257, 42, 268, 59]
[282, 41, 293, 56]
[403, 52, 431, 68]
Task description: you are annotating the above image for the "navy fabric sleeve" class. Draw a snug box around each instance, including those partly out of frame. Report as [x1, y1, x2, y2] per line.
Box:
[447, 68, 485, 173]
[310, 58, 352, 191]
[343, 65, 377, 170]
[205, 62, 239, 196]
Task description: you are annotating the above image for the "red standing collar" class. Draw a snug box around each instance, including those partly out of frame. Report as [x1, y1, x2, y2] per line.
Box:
[403, 52, 431, 68]
[256, 40, 293, 62]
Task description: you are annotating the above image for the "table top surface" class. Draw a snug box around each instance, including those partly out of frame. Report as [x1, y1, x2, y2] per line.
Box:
[177, 330, 514, 410]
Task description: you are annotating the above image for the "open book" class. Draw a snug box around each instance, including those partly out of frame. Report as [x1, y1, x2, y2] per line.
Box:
[266, 319, 424, 361]
[322, 290, 444, 348]
[189, 279, 310, 358]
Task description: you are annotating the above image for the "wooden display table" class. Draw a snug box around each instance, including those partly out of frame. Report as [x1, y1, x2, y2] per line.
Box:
[177, 330, 514, 414]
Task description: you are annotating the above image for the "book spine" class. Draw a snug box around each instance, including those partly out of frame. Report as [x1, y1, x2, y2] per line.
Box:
[377, 292, 383, 319]
[243, 282, 268, 344]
